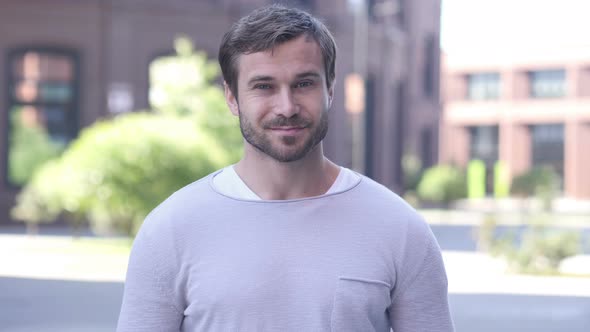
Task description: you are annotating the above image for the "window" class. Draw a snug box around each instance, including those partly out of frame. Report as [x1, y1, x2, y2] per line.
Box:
[529, 69, 566, 98]
[5, 48, 78, 186]
[467, 73, 500, 100]
[531, 124, 564, 186]
[469, 125, 499, 165]
[469, 125, 499, 194]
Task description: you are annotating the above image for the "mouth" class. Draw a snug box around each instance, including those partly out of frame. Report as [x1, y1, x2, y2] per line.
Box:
[268, 126, 307, 133]
[268, 125, 307, 131]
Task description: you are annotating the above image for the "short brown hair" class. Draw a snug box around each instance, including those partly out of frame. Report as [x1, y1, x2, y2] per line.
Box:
[218, 5, 337, 99]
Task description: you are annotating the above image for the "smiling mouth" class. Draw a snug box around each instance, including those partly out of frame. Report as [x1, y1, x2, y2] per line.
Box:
[269, 125, 307, 130]
[268, 127, 307, 135]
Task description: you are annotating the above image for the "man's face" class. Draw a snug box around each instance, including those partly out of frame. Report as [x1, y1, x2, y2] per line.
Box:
[225, 35, 333, 162]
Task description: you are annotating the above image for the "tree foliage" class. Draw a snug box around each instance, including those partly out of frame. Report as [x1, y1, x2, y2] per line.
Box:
[8, 108, 64, 185]
[417, 165, 467, 206]
[12, 37, 241, 236]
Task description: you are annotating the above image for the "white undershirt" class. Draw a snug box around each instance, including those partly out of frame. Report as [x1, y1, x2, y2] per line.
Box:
[213, 165, 360, 200]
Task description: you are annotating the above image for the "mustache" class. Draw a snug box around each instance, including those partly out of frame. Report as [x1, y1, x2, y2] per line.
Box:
[263, 116, 311, 128]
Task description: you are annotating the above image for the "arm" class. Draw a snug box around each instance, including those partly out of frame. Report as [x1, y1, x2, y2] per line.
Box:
[389, 220, 454, 332]
[117, 212, 185, 331]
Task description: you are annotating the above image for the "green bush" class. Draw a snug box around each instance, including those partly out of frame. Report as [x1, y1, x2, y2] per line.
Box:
[476, 214, 583, 275]
[511, 167, 558, 197]
[495, 228, 581, 275]
[12, 113, 235, 236]
[11, 37, 241, 236]
[417, 165, 466, 206]
[511, 167, 559, 211]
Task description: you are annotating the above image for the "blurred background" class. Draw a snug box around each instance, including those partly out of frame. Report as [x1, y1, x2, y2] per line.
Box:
[0, 0, 589, 331]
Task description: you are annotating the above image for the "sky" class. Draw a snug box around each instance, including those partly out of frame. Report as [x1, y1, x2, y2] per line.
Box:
[440, 0, 590, 55]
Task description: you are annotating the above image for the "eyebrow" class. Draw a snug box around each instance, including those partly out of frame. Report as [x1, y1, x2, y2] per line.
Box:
[295, 71, 321, 80]
[247, 75, 275, 86]
[246, 72, 322, 86]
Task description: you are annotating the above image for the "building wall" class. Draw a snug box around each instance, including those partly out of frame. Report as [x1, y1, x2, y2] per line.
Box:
[440, 47, 590, 199]
[0, 0, 105, 222]
[0, 0, 442, 222]
[364, 0, 442, 191]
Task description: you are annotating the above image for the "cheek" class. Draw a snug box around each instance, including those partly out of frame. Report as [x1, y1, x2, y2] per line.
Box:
[238, 98, 268, 121]
[251, 93, 279, 110]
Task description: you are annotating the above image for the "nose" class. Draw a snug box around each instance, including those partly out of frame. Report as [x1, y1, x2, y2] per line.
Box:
[274, 88, 299, 118]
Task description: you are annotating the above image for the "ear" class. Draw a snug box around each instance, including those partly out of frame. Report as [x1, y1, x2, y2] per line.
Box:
[327, 85, 334, 109]
[224, 82, 239, 116]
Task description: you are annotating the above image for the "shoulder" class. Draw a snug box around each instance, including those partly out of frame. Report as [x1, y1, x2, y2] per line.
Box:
[138, 170, 221, 236]
[347, 175, 435, 244]
[355, 175, 425, 221]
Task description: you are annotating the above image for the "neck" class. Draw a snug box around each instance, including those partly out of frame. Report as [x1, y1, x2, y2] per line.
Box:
[234, 143, 340, 200]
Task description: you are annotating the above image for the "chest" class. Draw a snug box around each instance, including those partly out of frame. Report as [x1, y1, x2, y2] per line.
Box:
[179, 221, 396, 331]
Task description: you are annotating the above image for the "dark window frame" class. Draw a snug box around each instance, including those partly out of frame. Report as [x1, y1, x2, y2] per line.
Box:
[469, 125, 499, 195]
[3, 45, 80, 189]
[469, 125, 499, 166]
[530, 123, 564, 188]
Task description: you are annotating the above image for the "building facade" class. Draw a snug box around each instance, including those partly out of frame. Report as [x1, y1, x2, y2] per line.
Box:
[440, 47, 590, 199]
[0, 0, 441, 222]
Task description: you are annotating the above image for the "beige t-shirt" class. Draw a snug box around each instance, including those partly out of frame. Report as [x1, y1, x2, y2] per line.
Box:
[212, 165, 361, 200]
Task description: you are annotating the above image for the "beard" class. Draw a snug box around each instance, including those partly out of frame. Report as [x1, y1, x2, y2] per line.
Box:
[238, 109, 329, 163]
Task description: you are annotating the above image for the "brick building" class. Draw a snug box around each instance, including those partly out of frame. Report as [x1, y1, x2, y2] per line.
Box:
[440, 46, 590, 199]
[0, 0, 441, 222]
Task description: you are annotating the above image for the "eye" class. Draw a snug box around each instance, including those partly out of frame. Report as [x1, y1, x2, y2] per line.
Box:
[254, 83, 272, 90]
[295, 81, 314, 88]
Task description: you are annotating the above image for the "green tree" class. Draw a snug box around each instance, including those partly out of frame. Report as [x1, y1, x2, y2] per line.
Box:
[12, 37, 241, 236]
[149, 36, 242, 160]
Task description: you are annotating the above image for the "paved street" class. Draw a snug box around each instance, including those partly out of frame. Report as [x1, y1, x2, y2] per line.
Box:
[430, 224, 590, 253]
[0, 277, 122, 332]
[450, 293, 590, 332]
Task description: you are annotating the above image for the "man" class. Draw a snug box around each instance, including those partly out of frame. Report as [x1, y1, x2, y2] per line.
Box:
[117, 5, 454, 332]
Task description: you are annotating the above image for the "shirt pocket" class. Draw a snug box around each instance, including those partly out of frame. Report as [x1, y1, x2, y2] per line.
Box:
[330, 276, 392, 332]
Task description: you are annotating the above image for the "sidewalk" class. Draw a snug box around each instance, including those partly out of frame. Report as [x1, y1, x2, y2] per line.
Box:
[443, 251, 590, 297]
[0, 234, 129, 282]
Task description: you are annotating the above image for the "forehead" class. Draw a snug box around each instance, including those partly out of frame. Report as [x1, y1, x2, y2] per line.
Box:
[236, 35, 324, 82]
